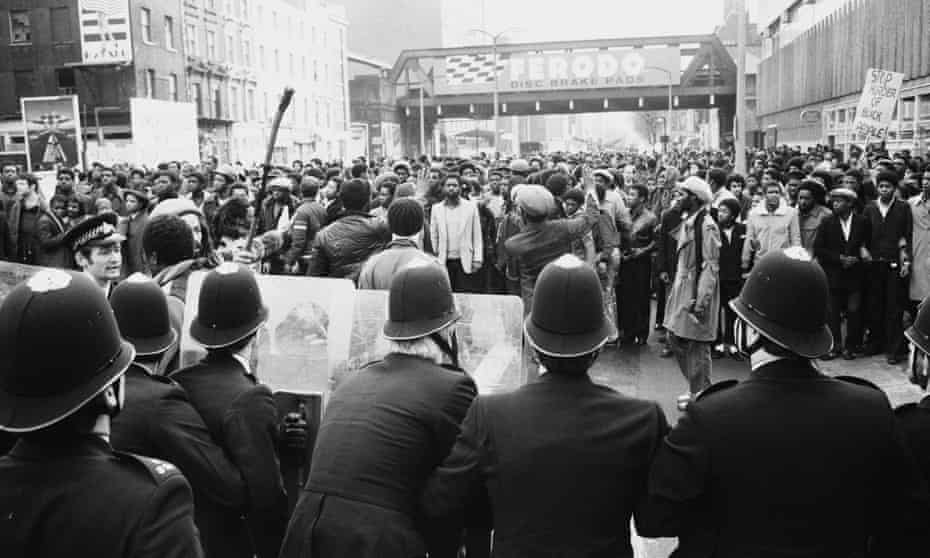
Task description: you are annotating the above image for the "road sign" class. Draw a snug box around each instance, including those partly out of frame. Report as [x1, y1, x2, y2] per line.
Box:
[851, 68, 905, 142]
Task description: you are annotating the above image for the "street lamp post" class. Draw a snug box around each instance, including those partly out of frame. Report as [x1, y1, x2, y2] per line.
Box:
[471, 27, 519, 155]
[645, 66, 674, 153]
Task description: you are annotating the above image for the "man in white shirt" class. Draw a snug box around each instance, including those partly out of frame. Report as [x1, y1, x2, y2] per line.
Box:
[429, 175, 483, 292]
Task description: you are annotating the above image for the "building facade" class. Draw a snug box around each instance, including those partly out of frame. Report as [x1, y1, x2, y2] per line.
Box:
[757, 0, 930, 154]
[181, 0, 349, 164]
[0, 0, 187, 164]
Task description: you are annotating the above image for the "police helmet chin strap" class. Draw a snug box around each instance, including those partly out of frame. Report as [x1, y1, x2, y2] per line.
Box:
[734, 318, 766, 358]
[430, 329, 461, 371]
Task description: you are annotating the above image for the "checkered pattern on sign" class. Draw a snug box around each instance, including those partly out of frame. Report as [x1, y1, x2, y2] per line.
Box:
[445, 54, 508, 86]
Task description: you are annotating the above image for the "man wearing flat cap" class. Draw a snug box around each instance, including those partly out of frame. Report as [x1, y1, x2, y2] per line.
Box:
[504, 179, 600, 310]
[61, 212, 126, 296]
[814, 187, 871, 360]
[663, 176, 721, 409]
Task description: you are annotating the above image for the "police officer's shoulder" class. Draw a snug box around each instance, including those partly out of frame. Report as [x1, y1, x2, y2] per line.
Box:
[114, 451, 186, 486]
[895, 401, 921, 418]
[833, 375, 882, 392]
[694, 379, 739, 402]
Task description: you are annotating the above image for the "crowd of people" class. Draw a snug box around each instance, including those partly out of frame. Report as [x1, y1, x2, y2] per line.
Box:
[0, 143, 927, 402]
[1, 144, 930, 556]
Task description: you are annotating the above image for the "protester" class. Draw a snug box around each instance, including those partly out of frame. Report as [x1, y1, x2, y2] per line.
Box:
[715, 197, 745, 359]
[429, 174, 484, 292]
[815, 188, 870, 360]
[863, 170, 913, 363]
[796, 177, 831, 254]
[742, 181, 800, 270]
[663, 176, 720, 409]
[308, 178, 390, 281]
[618, 183, 657, 345]
[358, 198, 433, 290]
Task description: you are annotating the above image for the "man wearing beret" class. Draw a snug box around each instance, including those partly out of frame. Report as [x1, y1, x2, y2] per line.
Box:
[61, 212, 126, 296]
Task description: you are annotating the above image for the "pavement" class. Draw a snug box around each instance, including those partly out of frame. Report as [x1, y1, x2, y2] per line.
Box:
[587, 325, 925, 558]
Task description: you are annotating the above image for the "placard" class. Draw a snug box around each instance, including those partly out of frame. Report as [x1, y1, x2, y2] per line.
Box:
[130, 98, 199, 164]
[21, 96, 83, 172]
[851, 68, 905, 141]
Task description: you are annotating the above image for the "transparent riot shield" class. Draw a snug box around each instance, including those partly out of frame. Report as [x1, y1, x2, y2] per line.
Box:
[179, 272, 356, 395]
[341, 290, 526, 395]
[0, 262, 47, 303]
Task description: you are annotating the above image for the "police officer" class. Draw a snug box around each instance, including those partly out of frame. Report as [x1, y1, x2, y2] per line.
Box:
[421, 254, 669, 556]
[280, 260, 478, 558]
[644, 247, 929, 556]
[896, 299, 930, 482]
[61, 212, 125, 295]
[108, 273, 249, 546]
[170, 263, 288, 558]
[0, 269, 202, 557]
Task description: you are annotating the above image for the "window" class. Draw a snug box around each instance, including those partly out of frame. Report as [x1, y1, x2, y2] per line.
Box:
[206, 30, 216, 59]
[311, 26, 316, 44]
[259, 45, 265, 67]
[230, 86, 239, 120]
[140, 8, 152, 43]
[326, 100, 331, 128]
[247, 89, 255, 121]
[193, 83, 204, 115]
[272, 10, 277, 27]
[303, 98, 309, 125]
[315, 99, 321, 126]
[185, 23, 198, 56]
[206, 0, 216, 10]
[226, 34, 235, 64]
[213, 87, 222, 118]
[164, 16, 175, 49]
[241, 0, 248, 19]
[902, 97, 916, 121]
[301, 56, 307, 79]
[145, 69, 156, 98]
[921, 95, 930, 119]
[168, 74, 179, 101]
[289, 53, 294, 75]
[263, 92, 269, 120]
[242, 39, 250, 67]
[50, 7, 71, 43]
[274, 49, 280, 72]
[313, 60, 318, 82]
[10, 10, 31, 44]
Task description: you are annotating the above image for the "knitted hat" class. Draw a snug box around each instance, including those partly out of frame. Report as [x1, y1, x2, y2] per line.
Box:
[387, 198, 424, 237]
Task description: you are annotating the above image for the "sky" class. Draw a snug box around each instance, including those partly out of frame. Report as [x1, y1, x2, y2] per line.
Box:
[441, 0, 730, 47]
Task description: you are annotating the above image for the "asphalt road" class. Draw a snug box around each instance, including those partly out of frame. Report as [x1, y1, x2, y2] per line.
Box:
[587, 324, 925, 558]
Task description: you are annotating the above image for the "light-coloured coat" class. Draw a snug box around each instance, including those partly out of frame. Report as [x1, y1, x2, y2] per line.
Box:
[429, 199, 484, 274]
[742, 200, 801, 268]
[663, 210, 721, 342]
[910, 196, 930, 302]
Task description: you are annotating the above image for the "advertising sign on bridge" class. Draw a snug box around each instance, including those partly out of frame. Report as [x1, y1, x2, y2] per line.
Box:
[851, 68, 905, 141]
[436, 47, 680, 95]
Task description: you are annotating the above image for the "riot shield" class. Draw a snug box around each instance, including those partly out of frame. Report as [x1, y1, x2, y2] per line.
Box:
[0, 262, 47, 303]
[179, 272, 356, 395]
[343, 290, 526, 394]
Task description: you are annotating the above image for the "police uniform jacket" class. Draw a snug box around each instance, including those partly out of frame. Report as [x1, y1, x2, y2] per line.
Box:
[421, 372, 669, 558]
[644, 359, 929, 557]
[279, 353, 478, 558]
[895, 396, 930, 484]
[0, 435, 202, 558]
[111, 364, 248, 526]
[171, 353, 288, 558]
